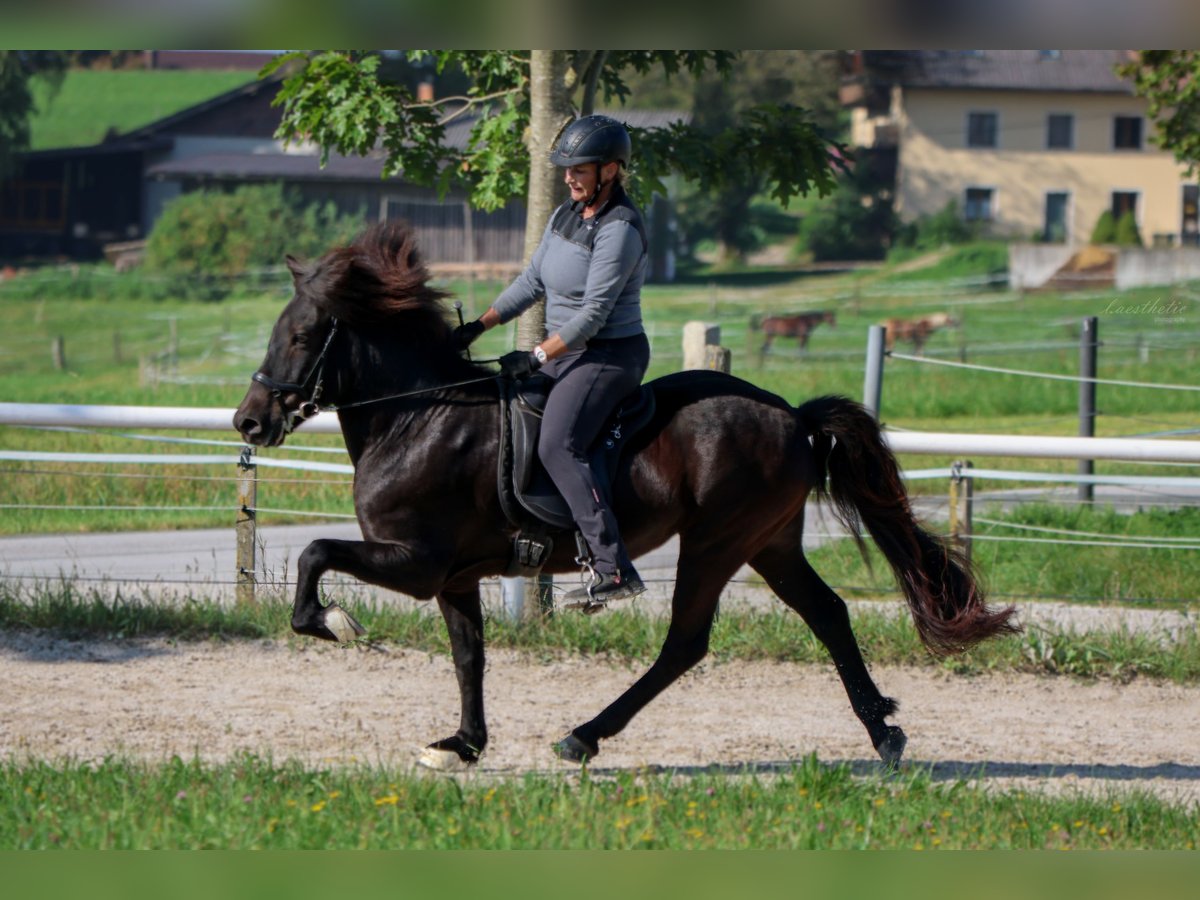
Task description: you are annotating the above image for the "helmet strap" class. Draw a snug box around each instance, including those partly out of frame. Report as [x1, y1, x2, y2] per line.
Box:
[586, 162, 611, 208]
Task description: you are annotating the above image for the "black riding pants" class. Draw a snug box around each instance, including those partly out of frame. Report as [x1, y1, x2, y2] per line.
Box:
[537, 333, 651, 576]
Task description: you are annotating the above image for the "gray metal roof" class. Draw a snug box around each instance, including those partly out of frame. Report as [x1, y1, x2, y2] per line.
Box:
[146, 151, 390, 182]
[145, 108, 691, 182]
[862, 50, 1137, 94]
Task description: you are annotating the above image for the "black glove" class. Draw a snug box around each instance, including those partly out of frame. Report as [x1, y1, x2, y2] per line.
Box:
[451, 319, 485, 351]
[499, 349, 541, 380]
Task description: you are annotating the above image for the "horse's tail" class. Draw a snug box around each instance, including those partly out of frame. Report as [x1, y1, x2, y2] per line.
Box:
[800, 395, 1019, 655]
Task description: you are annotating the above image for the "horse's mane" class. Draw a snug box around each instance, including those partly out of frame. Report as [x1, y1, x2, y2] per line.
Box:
[298, 221, 453, 341]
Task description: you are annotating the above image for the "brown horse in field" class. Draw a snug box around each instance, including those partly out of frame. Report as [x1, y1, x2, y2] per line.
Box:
[882, 312, 960, 356]
[752, 310, 836, 356]
[233, 223, 1016, 772]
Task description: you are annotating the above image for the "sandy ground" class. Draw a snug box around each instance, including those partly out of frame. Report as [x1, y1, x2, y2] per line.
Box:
[2, 621, 1198, 807]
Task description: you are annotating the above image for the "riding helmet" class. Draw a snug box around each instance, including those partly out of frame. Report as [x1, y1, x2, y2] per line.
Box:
[549, 115, 631, 168]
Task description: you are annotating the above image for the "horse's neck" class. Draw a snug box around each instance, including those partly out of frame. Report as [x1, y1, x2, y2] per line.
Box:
[334, 336, 492, 466]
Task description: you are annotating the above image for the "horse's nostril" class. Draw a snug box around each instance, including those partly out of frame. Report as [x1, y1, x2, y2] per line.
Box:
[238, 416, 262, 438]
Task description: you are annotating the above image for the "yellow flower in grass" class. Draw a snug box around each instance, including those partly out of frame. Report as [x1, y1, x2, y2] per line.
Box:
[310, 801, 326, 813]
[685, 828, 704, 840]
[375, 794, 400, 807]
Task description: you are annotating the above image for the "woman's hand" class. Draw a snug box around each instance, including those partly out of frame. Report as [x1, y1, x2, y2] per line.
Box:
[499, 350, 541, 380]
[451, 319, 486, 351]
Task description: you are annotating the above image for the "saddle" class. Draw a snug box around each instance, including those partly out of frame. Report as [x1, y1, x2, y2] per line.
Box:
[497, 373, 656, 576]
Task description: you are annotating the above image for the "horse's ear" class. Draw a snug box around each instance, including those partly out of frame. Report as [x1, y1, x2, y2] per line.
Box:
[285, 255, 307, 282]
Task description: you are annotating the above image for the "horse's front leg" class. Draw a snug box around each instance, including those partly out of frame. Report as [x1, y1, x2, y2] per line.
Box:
[291, 538, 445, 642]
[418, 585, 488, 772]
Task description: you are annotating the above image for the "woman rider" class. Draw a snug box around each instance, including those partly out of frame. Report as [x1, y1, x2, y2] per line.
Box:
[453, 114, 651, 605]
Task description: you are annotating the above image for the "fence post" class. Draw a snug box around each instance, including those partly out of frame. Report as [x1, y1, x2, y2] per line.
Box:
[51, 336, 66, 371]
[862, 325, 886, 420]
[236, 446, 258, 606]
[683, 321, 721, 369]
[1078, 316, 1098, 503]
[704, 344, 732, 373]
[949, 460, 974, 564]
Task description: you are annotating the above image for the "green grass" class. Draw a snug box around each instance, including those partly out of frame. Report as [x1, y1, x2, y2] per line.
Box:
[3, 581, 1198, 683]
[805, 502, 1200, 607]
[29, 70, 256, 150]
[2, 753, 1194, 849]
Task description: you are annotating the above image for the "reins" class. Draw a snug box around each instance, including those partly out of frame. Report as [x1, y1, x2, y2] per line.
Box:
[325, 373, 501, 412]
[251, 315, 503, 429]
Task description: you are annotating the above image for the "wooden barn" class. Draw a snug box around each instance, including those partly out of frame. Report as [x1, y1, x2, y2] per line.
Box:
[1, 69, 685, 280]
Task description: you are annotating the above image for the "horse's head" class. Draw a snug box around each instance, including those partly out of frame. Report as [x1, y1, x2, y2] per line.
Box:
[234, 221, 454, 447]
[233, 253, 346, 447]
[823, 310, 837, 327]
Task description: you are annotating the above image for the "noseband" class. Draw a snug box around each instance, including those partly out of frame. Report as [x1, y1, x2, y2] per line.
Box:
[251, 318, 339, 433]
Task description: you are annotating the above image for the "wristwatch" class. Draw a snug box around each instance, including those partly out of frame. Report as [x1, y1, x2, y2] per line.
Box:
[533, 345, 549, 365]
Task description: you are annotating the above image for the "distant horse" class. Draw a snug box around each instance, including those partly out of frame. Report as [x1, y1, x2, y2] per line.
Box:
[882, 312, 960, 356]
[751, 310, 836, 356]
[233, 223, 1016, 772]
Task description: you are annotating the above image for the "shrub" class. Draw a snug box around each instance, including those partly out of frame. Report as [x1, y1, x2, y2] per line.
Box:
[1090, 210, 1117, 244]
[1114, 210, 1143, 246]
[893, 200, 977, 251]
[144, 184, 364, 298]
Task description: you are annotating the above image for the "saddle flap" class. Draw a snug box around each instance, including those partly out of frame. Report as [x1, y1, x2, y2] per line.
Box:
[498, 380, 656, 532]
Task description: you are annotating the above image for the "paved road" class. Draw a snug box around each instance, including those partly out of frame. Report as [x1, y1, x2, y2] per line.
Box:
[0, 500, 860, 610]
[2, 486, 1194, 613]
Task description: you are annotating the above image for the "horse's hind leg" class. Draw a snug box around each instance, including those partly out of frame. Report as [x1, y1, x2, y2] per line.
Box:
[750, 539, 907, 766]
[555, 545, 735, 763]
[418, 585, 488, 771]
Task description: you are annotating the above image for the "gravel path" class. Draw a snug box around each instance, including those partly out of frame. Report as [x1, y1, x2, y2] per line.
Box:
[3, 626, 1197, 807]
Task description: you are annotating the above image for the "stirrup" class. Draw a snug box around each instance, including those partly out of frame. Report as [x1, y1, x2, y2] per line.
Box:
[560, 535, 606, 613]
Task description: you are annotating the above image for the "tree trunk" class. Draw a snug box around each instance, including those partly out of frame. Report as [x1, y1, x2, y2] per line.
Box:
[516, 51, 574, 351]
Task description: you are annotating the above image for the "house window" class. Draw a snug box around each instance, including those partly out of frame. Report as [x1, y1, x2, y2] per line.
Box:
[1047, 114, 1074, 150]
[964, 187, 995, 222]
[1111, 191, 1138, 220]
[1044, 192, 1070, 242]
[1113, 116, 1143, 150]
[1039, 50, 1062, 60]
[967, 112, 998, 148]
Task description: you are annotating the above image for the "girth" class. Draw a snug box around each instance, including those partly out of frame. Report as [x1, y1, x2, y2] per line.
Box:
[497, 373, 655, 575]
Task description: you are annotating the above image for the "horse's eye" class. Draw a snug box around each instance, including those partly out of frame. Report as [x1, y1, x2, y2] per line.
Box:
[292, 332, 310, 347]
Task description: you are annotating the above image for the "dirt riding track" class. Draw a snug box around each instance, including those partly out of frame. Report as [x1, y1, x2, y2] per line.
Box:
[3, 606, 1199, 806]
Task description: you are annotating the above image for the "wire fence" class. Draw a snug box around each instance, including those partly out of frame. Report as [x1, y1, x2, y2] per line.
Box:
[2, 419, 1199, 601]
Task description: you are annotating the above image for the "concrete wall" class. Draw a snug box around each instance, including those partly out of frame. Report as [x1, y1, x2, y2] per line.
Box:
[1009, 242, 1200, 289]
[1008, 243, 1076, 290]
[1116, 247, 1200, 289]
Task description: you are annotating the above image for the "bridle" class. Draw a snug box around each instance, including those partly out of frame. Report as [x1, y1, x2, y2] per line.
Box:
[251, 318, 340, 433]
[250, 316, 500, 432]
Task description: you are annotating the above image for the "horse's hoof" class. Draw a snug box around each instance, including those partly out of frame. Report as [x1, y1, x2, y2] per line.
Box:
[417, 747, 475, 772]
[874, 725, 907, 768]
[553, 733, 598, 764]
[323, 604, 366, 642]
[417, 737, 480, 772]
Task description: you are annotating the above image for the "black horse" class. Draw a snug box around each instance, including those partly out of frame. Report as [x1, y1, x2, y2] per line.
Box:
[233, 222, 1018, 771]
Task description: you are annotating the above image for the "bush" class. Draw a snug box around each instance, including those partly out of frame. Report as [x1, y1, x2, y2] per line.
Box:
[144, 184, 364, 299]
[1115, 210, 1143, 246]
[893, 200, 977, 251]
[1090, 210, 1117, 244]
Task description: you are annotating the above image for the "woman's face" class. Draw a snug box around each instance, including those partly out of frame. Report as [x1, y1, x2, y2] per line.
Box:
[563, 162, 616, 203]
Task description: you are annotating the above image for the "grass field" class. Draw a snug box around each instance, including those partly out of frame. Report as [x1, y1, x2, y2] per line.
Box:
[4, 753, 1195, 849]
[2, 255, 1197, 598]
[28, 69, 256, 150]
[2, 585, 1197, 683]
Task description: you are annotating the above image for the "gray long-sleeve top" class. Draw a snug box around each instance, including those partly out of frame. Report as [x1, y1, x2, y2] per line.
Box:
[492, 187, 647, 349]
